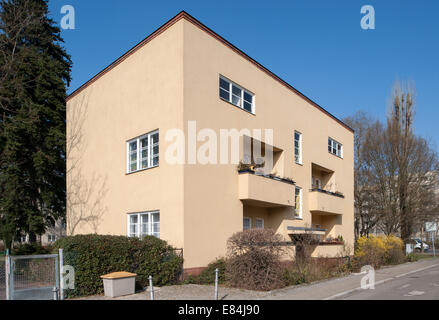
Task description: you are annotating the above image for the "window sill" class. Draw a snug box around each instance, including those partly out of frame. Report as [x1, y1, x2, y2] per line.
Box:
[328, 151, 343, 159]
[220, 97, 256, 116]
[126, 165, 159, 175]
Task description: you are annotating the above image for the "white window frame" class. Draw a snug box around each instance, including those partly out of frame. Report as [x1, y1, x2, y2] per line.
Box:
[47, 235, 56, 243]
[295, 187, 302, 219]
[243, 217, 252, 230]
[127, 211, 160, 239]
[219, 75, 255, 114]
[255, 218, 264, 229]
[294, 131, 302, 164]
[126, 130, 159, 173]
[328, 137, 343, 158]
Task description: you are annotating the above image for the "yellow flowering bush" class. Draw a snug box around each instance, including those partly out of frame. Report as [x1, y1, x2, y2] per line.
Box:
[384, 235, 405, 265]
[353, 235, 405, 269]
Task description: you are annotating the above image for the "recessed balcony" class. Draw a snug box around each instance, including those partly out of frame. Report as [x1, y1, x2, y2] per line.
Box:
[308, 188, 344, 215]
[238, 170, 295, 208]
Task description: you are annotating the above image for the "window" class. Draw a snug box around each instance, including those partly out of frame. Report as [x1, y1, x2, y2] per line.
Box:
[47, 235, 56, 243]
[328, 137, 343, 158]
[294, 131, 302, 164]
[295, 187, 302, 218]
[255, 218, 264, 229]
[128, 211, 160, 238]
[243, 217, 252, 230]
[127, 130, 159, 173]
[219, 76, 254, 113]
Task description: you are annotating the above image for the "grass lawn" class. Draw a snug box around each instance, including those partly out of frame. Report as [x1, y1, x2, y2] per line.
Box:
[413, 253, 439, 260]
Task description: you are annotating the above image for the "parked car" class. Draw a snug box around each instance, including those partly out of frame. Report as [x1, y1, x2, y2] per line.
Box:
[412, 238, 429, 252]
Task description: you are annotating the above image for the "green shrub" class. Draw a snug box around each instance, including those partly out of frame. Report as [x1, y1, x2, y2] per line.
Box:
[53, 234, 183, 298]
[184, 258, 226, 285]
[199, 258, 226, 284]
[406, 253, 419, 262]
[283, 269, 307, 286]
[13, 243, 52, 255]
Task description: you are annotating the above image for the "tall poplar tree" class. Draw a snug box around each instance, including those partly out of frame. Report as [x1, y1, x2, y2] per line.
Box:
[0, 0, 71, 248]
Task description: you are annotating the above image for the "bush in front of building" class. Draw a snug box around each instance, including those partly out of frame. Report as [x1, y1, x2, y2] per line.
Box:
[53, 234, 183, 298]
[353, 235, 405, 269]
[182, 258, 226, 285]
[226, 229, 286, 291]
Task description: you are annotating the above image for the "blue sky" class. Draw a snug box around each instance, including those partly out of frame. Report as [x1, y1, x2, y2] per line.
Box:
[48, 0, 439, 152]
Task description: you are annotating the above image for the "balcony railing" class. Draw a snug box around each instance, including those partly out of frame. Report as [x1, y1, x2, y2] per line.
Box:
[238, 169, 295, 185]
[238, 170, 295, 207]
[309, 187, 344, 198]
[308, 188, 344, 215]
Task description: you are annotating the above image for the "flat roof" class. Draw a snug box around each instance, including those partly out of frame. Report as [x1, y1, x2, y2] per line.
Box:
[66, 11, 354, 133]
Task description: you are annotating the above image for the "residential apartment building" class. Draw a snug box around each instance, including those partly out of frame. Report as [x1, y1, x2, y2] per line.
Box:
[66, 11, 354, 271]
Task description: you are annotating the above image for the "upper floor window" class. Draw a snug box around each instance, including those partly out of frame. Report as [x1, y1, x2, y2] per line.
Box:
[128, 211, 160, 238]
[219, 76, 254, 113]
[295, 187, 302, 219]
[127, 130, 159, 173]
[294, 131, 302, 164]
[328, 137, 343, 158]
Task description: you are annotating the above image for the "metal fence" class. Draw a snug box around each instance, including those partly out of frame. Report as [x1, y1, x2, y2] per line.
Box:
[6, 253, 60, 300]
[0, 254, 5, 300]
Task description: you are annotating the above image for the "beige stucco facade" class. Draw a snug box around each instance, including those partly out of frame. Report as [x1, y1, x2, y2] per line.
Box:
[66, 12, 354, 269]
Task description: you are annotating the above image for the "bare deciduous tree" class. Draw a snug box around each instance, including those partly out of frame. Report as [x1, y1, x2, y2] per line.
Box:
[346, 81, 439, 241]
[344, 112, 381, 238]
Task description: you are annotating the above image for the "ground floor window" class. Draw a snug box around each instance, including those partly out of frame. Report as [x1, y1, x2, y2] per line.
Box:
[295, 187, 302, 218]
[47, 235, 56, 243]
[243, 217, 252, 230]
[128, 211, 160, 238]
[255, 218, 264, 229]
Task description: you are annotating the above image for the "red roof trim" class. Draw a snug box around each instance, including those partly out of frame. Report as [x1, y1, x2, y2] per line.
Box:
[66, 11, 353, 133]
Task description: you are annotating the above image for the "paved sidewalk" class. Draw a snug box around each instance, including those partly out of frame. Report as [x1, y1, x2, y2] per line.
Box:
[77, 258, 439, 300]
[266, 258, 439, 300]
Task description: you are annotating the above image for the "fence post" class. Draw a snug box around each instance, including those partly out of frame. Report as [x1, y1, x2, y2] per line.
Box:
[59, 248, 64, 300]
[52, 287, 58, 300]
[5, 249, 10, 300]
[214, 268, 219, 301]
[149, 275, 154, 300]
[9, 252, 14, 300]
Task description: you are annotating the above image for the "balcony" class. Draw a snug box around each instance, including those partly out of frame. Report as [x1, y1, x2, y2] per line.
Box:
[308, 188, 344, 215]
[238, 170, 295, 208]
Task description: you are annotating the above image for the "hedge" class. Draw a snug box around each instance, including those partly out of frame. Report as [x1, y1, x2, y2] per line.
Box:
[53, 234, 183, 298]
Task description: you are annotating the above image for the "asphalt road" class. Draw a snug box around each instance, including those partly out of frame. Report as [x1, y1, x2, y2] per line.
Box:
[339, 262, 439, 300]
